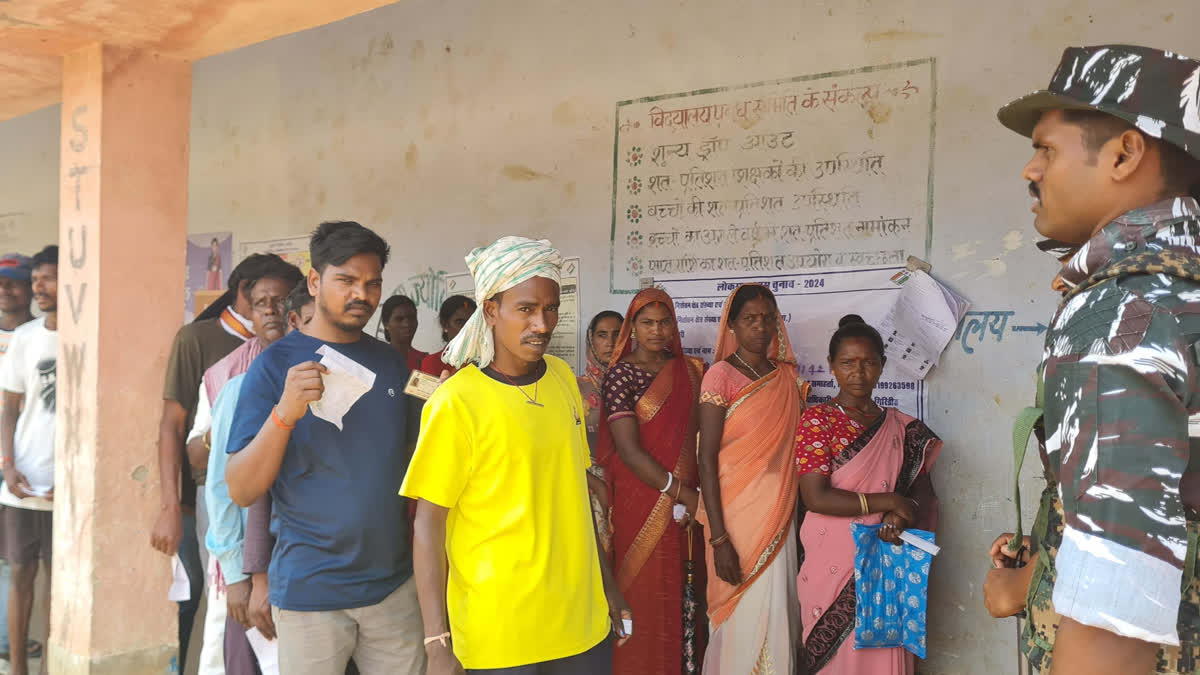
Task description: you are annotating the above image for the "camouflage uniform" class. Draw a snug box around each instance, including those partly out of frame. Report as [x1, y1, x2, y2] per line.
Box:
[1021, 197, 1200, 673]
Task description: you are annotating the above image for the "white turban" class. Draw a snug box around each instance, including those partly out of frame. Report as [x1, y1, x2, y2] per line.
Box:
[443, 236, 563, 369]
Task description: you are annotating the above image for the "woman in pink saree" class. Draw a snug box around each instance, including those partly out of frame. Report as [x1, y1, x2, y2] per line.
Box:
[796, 315, 941, 674]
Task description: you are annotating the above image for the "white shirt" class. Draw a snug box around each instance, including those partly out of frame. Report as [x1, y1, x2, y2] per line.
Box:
[187, 380, 212, 444]
[0, 317, 56, 510]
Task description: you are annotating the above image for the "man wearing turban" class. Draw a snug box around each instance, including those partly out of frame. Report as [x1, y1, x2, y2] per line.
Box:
[402, 236, 631, 674]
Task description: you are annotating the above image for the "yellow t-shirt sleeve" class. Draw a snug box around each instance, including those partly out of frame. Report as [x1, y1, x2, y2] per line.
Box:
[399, 388, 472, 508]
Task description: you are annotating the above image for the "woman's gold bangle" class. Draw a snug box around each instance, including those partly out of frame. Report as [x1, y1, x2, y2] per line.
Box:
[858, 492, 870, 516]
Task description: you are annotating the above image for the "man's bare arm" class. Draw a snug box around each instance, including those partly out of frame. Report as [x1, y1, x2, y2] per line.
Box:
[150, 399, 186, 555]
[413, 499, 462, 673]
[226, 361, 325, 506]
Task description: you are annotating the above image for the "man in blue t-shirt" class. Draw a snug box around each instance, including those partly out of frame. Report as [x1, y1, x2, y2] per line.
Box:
[226, 221, 422, 675]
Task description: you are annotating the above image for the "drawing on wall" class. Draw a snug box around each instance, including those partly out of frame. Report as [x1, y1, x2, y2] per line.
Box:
[374, 268, 450, 346]
[185, 232, 233, 321]
[393, 268, 449, 314]
[237, 236, 312, 276]
[610, 58, 937, 293]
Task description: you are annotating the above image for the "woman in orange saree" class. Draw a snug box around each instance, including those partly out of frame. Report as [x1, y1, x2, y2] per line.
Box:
[696, 284, 809, 674]
[597, 288, 706, 675]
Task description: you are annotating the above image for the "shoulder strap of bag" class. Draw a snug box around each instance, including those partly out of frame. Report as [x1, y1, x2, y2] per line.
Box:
[1009, 370, 1044, 554]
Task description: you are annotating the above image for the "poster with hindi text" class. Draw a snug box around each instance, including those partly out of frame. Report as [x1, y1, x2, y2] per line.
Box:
[611, 59, 936, 294]
[654, 265, 927, 420]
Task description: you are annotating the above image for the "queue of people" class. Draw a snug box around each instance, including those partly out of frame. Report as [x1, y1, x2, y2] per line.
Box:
[114, 42, 1200, 675]
[137, 221, 942, 675]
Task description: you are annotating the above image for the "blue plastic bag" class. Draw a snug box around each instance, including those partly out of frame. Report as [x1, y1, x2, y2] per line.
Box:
[850, 523, 935, 659]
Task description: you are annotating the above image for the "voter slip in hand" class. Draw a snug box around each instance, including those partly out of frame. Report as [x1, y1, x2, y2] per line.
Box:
[167, 554, 191, 602]
[899, 529, 941, 556]
[310, 345, 377, 430]
[245, 627, 279, 675]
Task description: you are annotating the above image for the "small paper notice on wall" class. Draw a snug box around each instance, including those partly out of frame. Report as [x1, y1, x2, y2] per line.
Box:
[876, 270, 970, 379]
[310, 345, 376, 430]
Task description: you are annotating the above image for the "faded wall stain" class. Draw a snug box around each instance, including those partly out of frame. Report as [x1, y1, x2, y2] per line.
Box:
[951, 242, 977, 261]
[552, 100, 578, 127]
[863, 29, 943, 42]
[868, 102, 891, 124]
[501, 164, 550, 181]
[1003, 230, 1024, 251]
[405, 142, 418, 170]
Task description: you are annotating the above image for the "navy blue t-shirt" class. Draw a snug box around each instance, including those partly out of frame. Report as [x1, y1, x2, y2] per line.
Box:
[228, 330, 413, 611]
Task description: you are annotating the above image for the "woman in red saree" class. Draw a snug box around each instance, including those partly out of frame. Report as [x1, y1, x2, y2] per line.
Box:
[696, 284, 808, 674]
[579, 310, 623, 555]
[418, 294, 475, 376]
[380, 294, 428, 371]
[796, 315, 942, 674]
[597, 288, 706, 675]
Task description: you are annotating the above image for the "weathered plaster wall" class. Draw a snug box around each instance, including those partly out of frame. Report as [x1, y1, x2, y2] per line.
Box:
[0, 104, 59, 256]
[1, 1, 1196, 671]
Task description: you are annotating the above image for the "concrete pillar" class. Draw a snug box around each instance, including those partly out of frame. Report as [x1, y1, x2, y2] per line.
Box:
[50, 44, 191, 674]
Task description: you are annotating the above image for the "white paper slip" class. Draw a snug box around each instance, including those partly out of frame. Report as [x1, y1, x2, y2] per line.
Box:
[900, 530, 941, 556]
[245, 627, 279, 675]
[673, 504, 687, 523]
[311, 345, 377, 430]
[167, 554, 191, 602]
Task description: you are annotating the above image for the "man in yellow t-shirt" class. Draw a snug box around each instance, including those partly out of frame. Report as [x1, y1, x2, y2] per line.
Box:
[401, 237, 630, 674]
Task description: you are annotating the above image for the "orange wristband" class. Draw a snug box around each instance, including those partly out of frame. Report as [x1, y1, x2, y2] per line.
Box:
[271, 407, 295, 430]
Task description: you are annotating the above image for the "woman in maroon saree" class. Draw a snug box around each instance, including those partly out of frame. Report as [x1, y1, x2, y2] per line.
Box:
[597, 288, 706, 675]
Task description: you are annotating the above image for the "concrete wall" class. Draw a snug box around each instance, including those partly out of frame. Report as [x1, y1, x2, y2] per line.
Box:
[2, 1, 1197, 672]
[0, 104, 59, 256]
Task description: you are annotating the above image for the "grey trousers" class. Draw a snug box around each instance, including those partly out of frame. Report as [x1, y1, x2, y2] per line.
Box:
[274, 576, 425, 675]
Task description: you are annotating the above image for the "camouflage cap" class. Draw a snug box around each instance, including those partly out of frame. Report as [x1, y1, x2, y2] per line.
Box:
[998, 45, 1200, 160]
